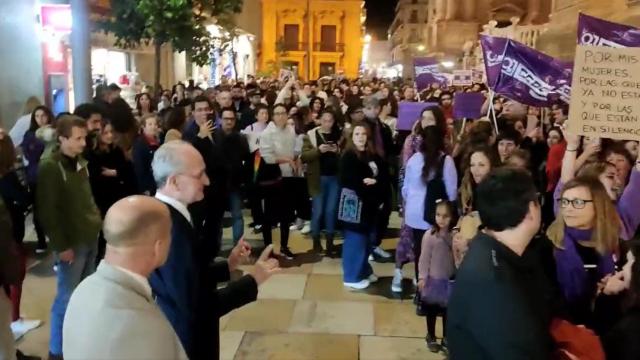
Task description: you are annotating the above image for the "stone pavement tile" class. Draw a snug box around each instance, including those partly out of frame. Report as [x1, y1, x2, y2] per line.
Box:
[310, 257, 342, 275]
[303, 274, 404, 303]
[234, 332, 359, 360]
[220, 313, 231, 330]
[220, 331, 245, 360]
[289, 300, 374, 335]
[373, 302, 426, 338]
[224, 299, 296, 332]
[257, 274, 308, 300]
[360, 336, 446, 360]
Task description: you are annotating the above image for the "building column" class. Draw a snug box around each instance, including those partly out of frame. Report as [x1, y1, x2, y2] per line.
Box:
[70, 0, 91, 105]
[445, 0, 457, 20]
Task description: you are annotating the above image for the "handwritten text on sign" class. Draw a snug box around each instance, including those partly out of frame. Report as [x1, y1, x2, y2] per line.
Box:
[568, 45, 640, 141]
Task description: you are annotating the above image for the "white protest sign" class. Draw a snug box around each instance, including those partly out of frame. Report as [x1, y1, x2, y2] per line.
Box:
[568, 45, 640, 141]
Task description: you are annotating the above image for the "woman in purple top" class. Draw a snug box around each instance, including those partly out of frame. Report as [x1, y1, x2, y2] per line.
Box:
[554, 133, 640, 241]
[20, 105, 53, 253]
[547, 176, 620, 326]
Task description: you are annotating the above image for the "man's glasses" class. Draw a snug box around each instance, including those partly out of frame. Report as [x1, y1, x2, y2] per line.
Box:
[558, 198, 594, 209]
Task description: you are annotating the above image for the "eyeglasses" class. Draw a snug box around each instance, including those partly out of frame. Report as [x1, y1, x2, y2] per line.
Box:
[558, 198, 594, 209]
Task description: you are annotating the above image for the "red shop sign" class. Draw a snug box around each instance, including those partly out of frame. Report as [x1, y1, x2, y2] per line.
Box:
[41, 4, 72, 34]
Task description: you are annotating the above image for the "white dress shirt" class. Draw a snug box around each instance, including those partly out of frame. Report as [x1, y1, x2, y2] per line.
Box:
[155, 192, 192, 225]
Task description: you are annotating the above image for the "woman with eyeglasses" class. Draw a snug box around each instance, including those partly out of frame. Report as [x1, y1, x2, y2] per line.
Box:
[258, 103, 298, 259]
[547, 176, 621, 326]
[556, 133, 640, 241]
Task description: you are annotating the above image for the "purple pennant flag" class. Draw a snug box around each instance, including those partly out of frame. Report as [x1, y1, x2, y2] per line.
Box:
[494, 39, 571, 107]
[578, 13, 640, 48]
[480, 35, 508, 89]
[413, 57, 449, 91]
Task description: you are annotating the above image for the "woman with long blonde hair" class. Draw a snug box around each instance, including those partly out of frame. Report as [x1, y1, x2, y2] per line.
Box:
[548, 176, 621, 325]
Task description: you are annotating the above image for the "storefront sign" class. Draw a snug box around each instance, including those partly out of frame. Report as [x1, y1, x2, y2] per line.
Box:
[41, 4, 72, 34]
[568, 45, 640, 141]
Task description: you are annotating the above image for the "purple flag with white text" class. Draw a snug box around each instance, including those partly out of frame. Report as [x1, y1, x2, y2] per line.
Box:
[480, 35, 508, 89]
[578, 13, 640, 48]
[494, 39, 571, 107]
[413, 57, 448, 91]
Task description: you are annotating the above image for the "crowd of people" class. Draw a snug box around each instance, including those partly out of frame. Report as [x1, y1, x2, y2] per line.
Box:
[1, 73, 640, 359]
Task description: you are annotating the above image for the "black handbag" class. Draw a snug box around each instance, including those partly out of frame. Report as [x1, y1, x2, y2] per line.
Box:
[253, 150, 282, 186]
[423, 155, 448, 224]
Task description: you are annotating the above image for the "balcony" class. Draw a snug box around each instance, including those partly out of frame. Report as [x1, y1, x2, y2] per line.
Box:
[481, 18, 546, 48]
[279, 42, 308, 52]
[313, 43, 345, 52]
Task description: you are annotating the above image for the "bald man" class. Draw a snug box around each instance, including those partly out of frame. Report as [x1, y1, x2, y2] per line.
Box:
[62, 196, 188, 360]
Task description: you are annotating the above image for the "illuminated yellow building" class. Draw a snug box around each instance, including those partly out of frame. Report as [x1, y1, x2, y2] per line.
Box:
[260, 0, 365, 80]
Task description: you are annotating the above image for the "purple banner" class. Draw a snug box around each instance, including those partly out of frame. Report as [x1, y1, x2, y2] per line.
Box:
[413, 57, 449, 91]
[480, 35, 508, 89]
[397, 101, 439, 131]
[494, 39, 571, 107]
[578, 13, 640, 48]
[453, 92, 485, 119]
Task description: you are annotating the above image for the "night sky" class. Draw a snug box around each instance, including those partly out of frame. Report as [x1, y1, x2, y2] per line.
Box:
[364, 0, 399, 39]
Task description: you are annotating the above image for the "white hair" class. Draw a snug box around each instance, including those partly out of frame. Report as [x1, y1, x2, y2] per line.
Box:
[151, 140, 193, 188]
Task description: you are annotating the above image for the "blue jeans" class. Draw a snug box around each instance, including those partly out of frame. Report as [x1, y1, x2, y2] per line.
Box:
[229, 191, 244, 244]
[49, 242, 98, 355]
[342, 229, 375, 283]
[311, 176, 340, 238]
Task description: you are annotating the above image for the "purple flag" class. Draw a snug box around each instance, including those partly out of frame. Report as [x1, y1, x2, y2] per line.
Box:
[453, 93, 485, 119]
[414, 57, 448, 91]
[480, 35, 508, 89]
[397, 101, 438, 131]
[494, 39, 571, 107]
[578, 13, 640, 48]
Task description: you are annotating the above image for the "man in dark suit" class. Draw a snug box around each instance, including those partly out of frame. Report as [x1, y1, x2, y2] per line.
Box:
[149, 141, 280, 360]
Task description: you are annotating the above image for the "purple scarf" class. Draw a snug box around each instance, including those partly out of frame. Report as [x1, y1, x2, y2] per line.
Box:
[554, 227, 615, 303]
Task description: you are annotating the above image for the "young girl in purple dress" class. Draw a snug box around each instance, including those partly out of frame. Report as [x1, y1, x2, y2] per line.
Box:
[417, 200, 457, 353]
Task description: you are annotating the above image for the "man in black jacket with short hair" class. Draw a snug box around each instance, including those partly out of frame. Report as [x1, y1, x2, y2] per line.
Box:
[447, 168, 554, 359]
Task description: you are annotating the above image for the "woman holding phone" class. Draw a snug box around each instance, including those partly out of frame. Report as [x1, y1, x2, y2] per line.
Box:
[301, 110, 343, 256]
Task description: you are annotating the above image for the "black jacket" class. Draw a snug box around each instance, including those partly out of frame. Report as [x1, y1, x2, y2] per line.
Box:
[603, 307, 640, 360]
[365, 117, 395, 160]
[447, 233, 555, 359]
[131, 135, 159, 195]
[0, 197, 20, 289]
[338, 149, 388, 233]
[0, 171, 29, 244]
[87, 145, 136, 215]
[150, 203, 258, 360]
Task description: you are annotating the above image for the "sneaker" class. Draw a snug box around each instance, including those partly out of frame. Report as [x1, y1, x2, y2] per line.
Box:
[289, 224, 299, 231]
[391, 269, 403, 293]
[280, 247, 295, 259]
[343, 279, 370, 290]
[440, 338, 448, 355]
[35, 247, 47, 254]
[368, 254, 374, 262]
[48, 352, 63, 360]
[300, 222, 311, 235]
[11, 318, 42, 340]
[368, 274, 379, 283]
[373, 246, 392, 258]
[426, 335, 441, 353]
[16, 350, 41, 360]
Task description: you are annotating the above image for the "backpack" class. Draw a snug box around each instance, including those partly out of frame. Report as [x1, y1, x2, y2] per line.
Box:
[423, 155, 448, 224]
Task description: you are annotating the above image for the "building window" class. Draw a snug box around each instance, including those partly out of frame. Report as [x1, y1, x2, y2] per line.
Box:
[320, 25, 337, 51]
[410, 10, 418, 23]
[283, 24, 300, 51]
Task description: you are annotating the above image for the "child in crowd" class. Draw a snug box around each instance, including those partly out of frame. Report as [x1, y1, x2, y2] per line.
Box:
[417, 200, 456, 354]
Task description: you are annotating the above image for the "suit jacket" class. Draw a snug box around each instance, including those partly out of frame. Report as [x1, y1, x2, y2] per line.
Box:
[63, 262, 188, 360]
[150, 202, 258, 360]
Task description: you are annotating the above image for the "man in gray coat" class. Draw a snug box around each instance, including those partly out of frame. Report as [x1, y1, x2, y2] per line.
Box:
[62, 195, 187, 360]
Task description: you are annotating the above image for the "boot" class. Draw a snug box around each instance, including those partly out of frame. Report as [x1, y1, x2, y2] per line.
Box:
[326, 234, 336, 257]
[312, 235, 324, 253]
